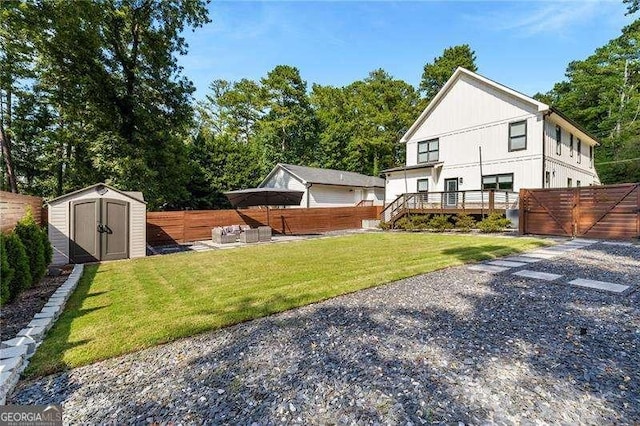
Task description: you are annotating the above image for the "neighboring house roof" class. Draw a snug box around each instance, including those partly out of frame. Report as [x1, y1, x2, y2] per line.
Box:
[260, 164, 385, 188]
[47, 183, 146, 205]
[401, 67, 599, 146]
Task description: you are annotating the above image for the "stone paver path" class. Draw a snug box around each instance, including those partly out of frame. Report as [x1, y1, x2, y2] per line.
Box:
[469, 239, 638, 295]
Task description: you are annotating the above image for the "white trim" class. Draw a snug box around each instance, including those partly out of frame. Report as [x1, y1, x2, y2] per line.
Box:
[47, 183, 146, 206]
[547, 113, 599, 147]
[258, 164, 307, 188]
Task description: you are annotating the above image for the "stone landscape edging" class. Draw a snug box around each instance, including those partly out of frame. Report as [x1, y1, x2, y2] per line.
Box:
[0, 264, 84, 404]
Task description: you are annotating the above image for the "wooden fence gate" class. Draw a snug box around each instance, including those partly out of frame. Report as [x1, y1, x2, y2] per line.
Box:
[519, 183, 640, 239]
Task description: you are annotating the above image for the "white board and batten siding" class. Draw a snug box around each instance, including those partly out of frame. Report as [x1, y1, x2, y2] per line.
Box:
[384, 67, 602, 203]
[543, 119, 600, 188]
[48, 185, 146, 265]
[401, 72, 545, 194]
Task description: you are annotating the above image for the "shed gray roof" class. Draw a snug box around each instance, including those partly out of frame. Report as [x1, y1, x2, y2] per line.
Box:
[275, 164, 385, 188]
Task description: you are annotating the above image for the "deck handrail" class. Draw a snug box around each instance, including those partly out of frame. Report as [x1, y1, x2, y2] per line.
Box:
[355, 199, 374, 207]
[380, 190, 519, 223]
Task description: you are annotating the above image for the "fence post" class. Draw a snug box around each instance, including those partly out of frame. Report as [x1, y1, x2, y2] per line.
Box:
[518, 189, 526, 235]
[573, 188, 579, 237]
[637, 183, 640, 239]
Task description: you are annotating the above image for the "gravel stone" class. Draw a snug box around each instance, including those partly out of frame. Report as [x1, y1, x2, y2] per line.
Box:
[9, 240, 639, 424]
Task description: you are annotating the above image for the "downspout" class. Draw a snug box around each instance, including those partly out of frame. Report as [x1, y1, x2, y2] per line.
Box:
[542, 110, 552, 188]
[306, 183, 312, 208]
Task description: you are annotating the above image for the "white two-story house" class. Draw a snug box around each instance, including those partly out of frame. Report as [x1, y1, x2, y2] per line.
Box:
[383, 67, 600, 204]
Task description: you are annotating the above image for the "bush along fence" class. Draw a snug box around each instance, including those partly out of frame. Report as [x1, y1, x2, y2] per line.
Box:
[0, 191, 45, 232]
[0, 264, 84, 404]
[147, 206, 383, 245]
[385, 212, 512, 233]
[0, 209, 52, 307]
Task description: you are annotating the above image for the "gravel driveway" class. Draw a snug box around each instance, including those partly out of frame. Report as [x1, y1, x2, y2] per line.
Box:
[11, 241, 640, 424]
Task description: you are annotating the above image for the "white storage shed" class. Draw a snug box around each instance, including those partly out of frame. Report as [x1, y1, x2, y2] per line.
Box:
[47, 183, 146, 265]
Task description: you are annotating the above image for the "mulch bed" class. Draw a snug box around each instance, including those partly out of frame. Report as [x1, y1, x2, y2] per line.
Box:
[0, 266, 73, 341]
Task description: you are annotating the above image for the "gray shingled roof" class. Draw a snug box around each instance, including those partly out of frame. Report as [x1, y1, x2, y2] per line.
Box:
[280, 164, 385, 188]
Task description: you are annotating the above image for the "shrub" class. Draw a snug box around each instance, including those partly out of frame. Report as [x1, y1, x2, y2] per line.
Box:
[410, 214, 431, 229]
[427, 214, 453, 232]
[4, 232, 31, 301]
[14, 208, 46, 286]
[477, 212, 512, 233]
[455, 213, 476, 232]
[378, 221, 391, 231]
[394, 217, 415, 231]
[0, 234, 13, 306]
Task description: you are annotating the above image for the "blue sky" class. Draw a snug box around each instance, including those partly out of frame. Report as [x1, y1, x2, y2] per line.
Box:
[179, 1, 633, 99]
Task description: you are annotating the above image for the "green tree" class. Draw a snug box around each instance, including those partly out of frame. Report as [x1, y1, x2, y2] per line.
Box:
[182, 130, 263, 209]
[13, 209, 46, 285]
[0, 1, 36, 193]
[0, 234, 13, 305]
[625, 0, 639, 14]
[4, 232, 30, 300]
[2, 1, 210, 208]
[539, 19, 640, 183]
[312, 69, 419, 176]
[310, 84, 353, 171]
[258, 65, 320, 168]
[420, 44, 477, 101]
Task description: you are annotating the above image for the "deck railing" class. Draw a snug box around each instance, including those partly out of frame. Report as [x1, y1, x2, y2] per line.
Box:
[355, 199, 374, 207]
[380, 190, 519, 223]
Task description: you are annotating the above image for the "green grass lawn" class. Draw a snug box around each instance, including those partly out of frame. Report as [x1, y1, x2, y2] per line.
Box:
[27, 233, 547, 377]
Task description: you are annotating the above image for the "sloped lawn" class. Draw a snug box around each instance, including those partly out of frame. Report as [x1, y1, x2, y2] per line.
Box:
[27, 233, 547, 377]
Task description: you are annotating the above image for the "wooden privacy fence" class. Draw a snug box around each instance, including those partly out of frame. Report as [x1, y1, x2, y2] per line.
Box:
[519, 183, 640, 239]
[0, 191, 45, 232]
[147, 206, 383, 245]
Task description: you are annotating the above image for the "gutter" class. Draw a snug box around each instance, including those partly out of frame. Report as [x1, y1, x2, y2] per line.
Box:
[306, 183, 312, 208]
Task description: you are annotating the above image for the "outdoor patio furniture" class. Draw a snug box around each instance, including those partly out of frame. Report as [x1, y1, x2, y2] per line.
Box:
[239, 228, 260, 243]
[212, 227, 237, 244]
[258, 226, 272, 242]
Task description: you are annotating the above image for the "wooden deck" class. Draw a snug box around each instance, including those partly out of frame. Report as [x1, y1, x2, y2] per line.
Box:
[381, 190, 518, 225]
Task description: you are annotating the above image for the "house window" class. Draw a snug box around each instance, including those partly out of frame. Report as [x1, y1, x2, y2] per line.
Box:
[545, 171, 551, 187]
[482, 173, 514, 191]
[589, 146, 593, 168]
[508, 121, 527, 151]
[577, 180, 581, 187]
[569, 134, 574, 157]
[555, 125, 562, 155]
[577, 139, 582, 164]
[417, 139, 439, 163]
[417, 179, 429, 192]
[567, 178, 572, 187]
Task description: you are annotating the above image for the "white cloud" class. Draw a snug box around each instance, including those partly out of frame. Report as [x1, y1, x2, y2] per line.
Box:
[466, 0, 626, 37]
